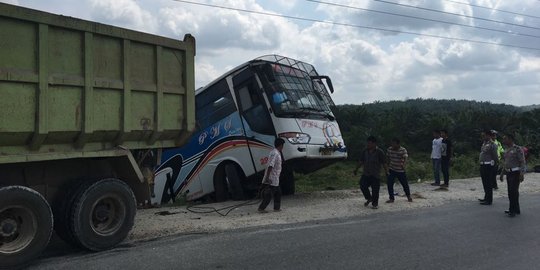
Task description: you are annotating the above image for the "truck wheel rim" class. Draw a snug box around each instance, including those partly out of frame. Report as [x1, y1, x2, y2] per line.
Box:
[0, 206, 37, 254]
[90, 195, 126, 236]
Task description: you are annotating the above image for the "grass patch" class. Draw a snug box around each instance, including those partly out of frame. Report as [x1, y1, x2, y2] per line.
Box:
[295, 153, 488, 192]
[295, 162, 359, 193]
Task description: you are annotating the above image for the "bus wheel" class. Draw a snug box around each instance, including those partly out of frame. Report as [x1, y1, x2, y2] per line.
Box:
[69, 178, 136, 251]
[0, 186, 53, 270]
[280, 167, 295, 195]
[225, 164, 245, 201]
[214, 166, 229, 202]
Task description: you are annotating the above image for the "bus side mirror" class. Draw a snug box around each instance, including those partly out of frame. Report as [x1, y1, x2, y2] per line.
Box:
[311, 76, 334, 93]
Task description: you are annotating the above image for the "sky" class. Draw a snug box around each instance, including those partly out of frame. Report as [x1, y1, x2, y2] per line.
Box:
[3, 0, 540, 106]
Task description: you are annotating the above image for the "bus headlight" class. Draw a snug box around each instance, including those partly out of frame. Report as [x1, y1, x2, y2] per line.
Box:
[279, 132, 311, 144]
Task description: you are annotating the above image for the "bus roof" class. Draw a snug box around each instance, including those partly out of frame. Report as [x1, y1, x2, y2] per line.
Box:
[195, 55, 320, 96]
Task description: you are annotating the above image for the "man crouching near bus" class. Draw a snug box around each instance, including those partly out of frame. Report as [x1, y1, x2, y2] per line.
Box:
[258, 138, 286, 213]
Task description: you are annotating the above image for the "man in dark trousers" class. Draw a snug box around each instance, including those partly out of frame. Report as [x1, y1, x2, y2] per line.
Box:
[386, 138, 413, 203]
[258, 138, 285, 213]
[499, 133, 526, 217]
[440, 129, 452, 188]
[479, 129, 498, 205]
[354, 136, 388, 209]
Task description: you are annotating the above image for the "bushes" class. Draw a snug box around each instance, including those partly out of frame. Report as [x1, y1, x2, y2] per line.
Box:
[296, 153, 483, 192]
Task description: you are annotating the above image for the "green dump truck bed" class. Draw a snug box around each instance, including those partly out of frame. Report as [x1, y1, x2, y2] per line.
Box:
[0, 3, 196, 164]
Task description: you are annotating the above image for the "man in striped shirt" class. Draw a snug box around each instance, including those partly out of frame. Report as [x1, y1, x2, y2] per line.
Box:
[386, 138, 413, 203]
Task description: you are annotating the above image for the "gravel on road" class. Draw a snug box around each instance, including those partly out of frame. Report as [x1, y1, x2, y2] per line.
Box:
[129, 173, 540, 242]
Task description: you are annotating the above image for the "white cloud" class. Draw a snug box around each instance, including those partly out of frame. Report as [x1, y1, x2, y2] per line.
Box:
[3, 0, 540, 106]
[159, 0, 297, 52]
[88, 0, 158, 33]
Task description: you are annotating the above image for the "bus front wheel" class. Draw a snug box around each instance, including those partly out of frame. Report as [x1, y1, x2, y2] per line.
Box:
[214, 163, 246, 202]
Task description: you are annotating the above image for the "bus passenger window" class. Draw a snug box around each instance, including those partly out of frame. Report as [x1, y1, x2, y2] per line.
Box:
[238, 86, 253, 111]
[196, 79, 236, 130]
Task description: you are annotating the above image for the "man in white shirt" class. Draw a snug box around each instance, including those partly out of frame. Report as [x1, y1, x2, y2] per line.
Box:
[258, 138, 286, 213]
[431, 130, 443, 186]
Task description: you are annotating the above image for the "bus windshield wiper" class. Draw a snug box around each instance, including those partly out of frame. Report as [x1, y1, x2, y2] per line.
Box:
[298, 107, 335, 121]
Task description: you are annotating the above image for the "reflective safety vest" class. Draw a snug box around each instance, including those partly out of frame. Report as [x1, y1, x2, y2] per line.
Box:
[494, 139, 504, 160]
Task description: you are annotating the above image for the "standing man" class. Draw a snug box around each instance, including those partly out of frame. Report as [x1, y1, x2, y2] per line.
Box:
[479, 129, 498, 205]
[258, 138, 286, 213]
[499, 134, 526, 217]
[354, 136, 388, 209]
[491, 130, 504, 190]
[386, 138, 413, 203]
[440, 129, 453, 188]
[431, 130, 443, 186]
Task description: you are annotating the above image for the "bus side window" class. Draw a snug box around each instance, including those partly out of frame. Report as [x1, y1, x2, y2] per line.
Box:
[196, 79, 236, 130]
[234, 72, 274, 135]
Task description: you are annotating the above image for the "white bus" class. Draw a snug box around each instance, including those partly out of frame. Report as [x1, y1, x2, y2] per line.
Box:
[152, 55, 347, 203]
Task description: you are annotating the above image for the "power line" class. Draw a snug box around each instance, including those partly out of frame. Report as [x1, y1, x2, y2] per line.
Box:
[306, 0, 540, 40]
[371, 0, 540, 31]
[171, 0, 540, 52]
[442, 0, 540, 20]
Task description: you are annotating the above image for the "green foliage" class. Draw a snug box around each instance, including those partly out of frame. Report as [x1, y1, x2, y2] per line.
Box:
[296, 155, 482, 193]
[296, 162, 358, 192]
[297, 99, 539, 192]
[335, 99, 540, 160]
[404, 157, 432, 182]
[449, 154, 480, 179]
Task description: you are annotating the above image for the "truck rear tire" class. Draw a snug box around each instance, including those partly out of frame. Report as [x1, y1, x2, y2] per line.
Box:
[53, 178, 95, 247]
[0, 186, 53, 270]
[69, 178, 136, 251]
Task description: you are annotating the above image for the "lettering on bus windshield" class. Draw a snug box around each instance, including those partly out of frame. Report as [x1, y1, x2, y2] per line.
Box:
[272, 64, 305, 78]
[301, 120, 321, 129]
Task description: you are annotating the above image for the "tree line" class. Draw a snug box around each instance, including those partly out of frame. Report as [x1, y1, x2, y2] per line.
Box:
[334, 98, 540, 161]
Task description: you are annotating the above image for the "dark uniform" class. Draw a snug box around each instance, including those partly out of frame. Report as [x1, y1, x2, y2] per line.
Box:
[479, 139, 498, 204]
[441, 137, 452, 187]
[358, 147, 387, 208]
[501, 144, 526, 216]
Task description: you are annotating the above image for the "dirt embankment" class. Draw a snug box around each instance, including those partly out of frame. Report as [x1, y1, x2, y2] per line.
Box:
[129, 173, 540, 242]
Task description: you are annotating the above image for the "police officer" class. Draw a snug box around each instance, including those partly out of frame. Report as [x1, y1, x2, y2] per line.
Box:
[499, 133, 526, 217]
[490, 130, 504, 190]
[478, 129, 498, 205]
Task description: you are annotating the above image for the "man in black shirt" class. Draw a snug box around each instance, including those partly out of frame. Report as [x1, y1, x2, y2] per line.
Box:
[440, 129, 452, 188]
[354, 136, 388, 209]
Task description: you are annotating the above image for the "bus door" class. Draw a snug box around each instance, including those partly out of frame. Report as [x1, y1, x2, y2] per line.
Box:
[232, 68, 276, 173]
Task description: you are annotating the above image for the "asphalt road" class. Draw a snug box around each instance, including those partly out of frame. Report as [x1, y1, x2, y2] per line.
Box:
[29, 194, 540, 270]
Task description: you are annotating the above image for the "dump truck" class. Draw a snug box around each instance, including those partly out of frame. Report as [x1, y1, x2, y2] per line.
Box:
[0, 3, 195, 268]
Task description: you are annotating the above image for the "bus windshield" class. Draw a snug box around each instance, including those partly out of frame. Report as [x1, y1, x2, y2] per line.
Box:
[261, 63, 334, 119]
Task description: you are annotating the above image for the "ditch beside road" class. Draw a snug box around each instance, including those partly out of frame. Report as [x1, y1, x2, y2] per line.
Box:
[129, 173, 540, 242]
